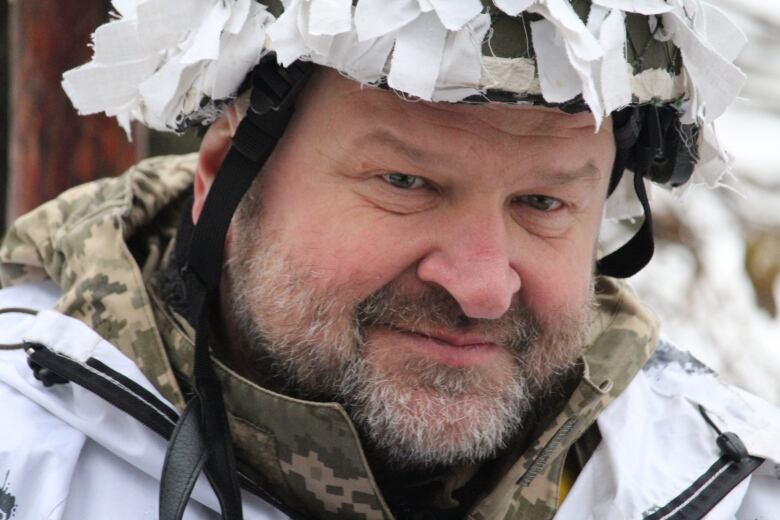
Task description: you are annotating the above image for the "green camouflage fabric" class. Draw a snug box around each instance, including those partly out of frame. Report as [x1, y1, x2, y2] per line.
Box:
[0, 155, 660, 519]
[481, 0, 683, 84]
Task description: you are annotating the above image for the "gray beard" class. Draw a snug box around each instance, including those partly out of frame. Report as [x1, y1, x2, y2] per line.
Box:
[222, 215, 592, 470]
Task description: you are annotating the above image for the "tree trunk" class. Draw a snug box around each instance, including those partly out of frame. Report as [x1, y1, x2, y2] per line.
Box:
[7, 0, 147, 223]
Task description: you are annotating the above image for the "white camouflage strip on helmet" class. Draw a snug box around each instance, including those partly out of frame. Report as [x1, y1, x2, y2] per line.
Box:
[61, 0, 746, 220]
[62, 0, 272, 134]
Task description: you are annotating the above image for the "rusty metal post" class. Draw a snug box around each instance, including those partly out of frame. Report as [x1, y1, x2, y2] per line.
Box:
[7, 0, 147, 222]
[1, 1, 8, 231]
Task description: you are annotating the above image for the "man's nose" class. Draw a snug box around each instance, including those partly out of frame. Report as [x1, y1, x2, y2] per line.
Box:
[416, 216, 521, 320]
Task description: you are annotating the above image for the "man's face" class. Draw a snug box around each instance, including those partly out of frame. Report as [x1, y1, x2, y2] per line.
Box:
[221, 70, 615, 469]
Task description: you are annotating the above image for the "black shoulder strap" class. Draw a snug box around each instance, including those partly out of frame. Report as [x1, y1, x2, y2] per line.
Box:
[643, 404, 764, 520]
[643, 455, 764, 520]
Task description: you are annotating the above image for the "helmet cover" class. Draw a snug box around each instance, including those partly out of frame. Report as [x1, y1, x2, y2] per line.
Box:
[62, 0, 746, 219]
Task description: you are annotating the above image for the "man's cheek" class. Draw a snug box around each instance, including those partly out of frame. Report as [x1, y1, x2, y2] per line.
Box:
[521, 268, 590, 319]
[323, 244, 418, 297]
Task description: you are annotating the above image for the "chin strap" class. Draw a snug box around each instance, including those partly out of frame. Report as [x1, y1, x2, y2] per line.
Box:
[159, 60, 314, 520]
[596, 170, 655, 278]
[596, 105, 697, 279]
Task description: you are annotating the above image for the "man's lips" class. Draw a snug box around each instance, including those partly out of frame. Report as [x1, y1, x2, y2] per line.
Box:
[407, 327, 496, 348]
[370, 325, 501, 367]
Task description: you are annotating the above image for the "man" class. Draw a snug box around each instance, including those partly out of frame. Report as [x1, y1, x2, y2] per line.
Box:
[1, 0, 779, 519]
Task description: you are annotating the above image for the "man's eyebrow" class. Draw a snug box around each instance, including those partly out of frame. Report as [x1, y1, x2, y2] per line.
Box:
[357, 129, 441, 164]
[531, 161, 602, 186]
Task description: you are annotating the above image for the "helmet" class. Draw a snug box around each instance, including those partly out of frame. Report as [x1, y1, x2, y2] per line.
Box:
[63, 0, 744, 216]
[61, 1, 745, 518]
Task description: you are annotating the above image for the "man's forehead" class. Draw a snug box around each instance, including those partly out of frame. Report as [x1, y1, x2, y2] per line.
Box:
[308, 68, 610, 138]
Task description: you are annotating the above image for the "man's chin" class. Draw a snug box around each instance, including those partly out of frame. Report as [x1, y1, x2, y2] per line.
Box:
[340, 336, 528, 469]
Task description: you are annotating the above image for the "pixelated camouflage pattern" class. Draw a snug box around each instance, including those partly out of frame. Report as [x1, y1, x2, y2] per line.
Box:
[0, 156, 659, 519]
[0, 154, 197, 409]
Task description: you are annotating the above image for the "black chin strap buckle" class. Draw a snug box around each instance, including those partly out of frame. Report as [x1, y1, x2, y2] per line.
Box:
[249, 60, 313, 116]
[631, 105, 698, 187]
[230, 61, 314, 164]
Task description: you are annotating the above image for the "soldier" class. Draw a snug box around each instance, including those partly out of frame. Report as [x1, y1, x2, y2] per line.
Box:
[0, 0, 779, 519]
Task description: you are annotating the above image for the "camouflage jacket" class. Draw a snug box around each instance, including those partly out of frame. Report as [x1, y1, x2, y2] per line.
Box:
[0, 155, 661, 520]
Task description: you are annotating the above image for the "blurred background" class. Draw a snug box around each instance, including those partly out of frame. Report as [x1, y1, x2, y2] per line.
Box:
[0, 2, 778, 403]
[632, 0, 780, 404]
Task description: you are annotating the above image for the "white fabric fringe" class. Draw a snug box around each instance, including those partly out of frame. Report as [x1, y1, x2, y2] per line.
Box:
[62, 0, 272, 133]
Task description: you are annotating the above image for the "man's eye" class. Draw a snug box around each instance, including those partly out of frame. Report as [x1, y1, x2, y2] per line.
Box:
[381, 173, 426, 190]
[516, 195, 564, 212]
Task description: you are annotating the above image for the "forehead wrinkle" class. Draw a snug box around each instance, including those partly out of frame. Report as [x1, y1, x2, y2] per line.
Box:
[335, 90, 613, 181]
[316, 70, 608, 141]
[411, 100, 608, 141]
[341, 93, 609, 162]
[351, 126, 608, 189]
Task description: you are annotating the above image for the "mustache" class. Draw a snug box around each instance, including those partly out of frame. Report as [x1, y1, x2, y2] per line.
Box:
[355, 282, 541, 352]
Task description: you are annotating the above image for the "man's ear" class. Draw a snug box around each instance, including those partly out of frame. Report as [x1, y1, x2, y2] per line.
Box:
[192, 105, 244, 223]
